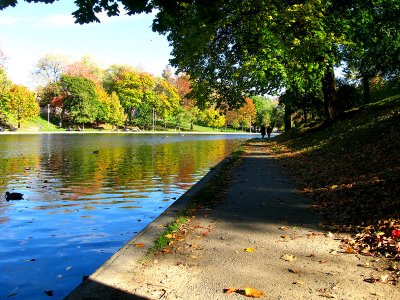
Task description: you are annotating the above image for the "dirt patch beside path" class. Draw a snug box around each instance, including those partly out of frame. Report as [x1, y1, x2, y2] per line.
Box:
[66, 140, 399, 300]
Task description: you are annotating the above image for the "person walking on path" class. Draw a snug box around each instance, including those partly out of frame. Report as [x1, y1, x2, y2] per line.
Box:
[267, 126, 272, 138]
[260, 125, 266, 138]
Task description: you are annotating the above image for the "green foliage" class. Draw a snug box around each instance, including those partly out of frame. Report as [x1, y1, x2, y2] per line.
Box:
[370, 77, 400, 102]
[336, 80, 362, 110]
[134, 100, 153, 130]
[5, 1, 400, 125]
[60, 75, 100, 126]
[251, 96, 276, 127]
[113, 70, 143, 115]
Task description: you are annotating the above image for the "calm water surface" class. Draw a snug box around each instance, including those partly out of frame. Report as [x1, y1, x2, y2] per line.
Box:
[0, 133, 251, 299]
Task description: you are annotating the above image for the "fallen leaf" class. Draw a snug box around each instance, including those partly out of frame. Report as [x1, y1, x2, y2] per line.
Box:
[244, 287, 264, 298]
[380, 274, 389, 283]
[364, 277, 379, 283]
[326, 231, 334, 238]
[280, 254, 297, 261]
[319, 293, 336, 298]
[319, 260, 327, 264]
[344, 246, 357, 254]
[288, 268, 301, 274]
[134, 243, 145, 248]
[164, 234, 173, 239]
[279, 226, 289, 231]
[293, 280, 304, 285]
[162, 249, 171, 253]
[392, 230, 400, 237]
[245, 248, 256, 252]
[223, 288, 238, 294]
[371, 292, 384, 296]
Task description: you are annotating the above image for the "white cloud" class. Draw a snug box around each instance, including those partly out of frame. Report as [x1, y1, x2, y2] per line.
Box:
[0, 15, 22, 26]
[37, 14, 75, 28]
[0, 13, 75, 28]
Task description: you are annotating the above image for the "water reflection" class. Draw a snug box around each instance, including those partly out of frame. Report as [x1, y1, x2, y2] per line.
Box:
[0, 133, 248, 299]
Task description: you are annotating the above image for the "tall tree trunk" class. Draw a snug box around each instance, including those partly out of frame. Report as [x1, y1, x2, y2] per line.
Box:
[322, 64, 341, 123]
[59, 108, 65, 128]
[362, 75, 371, 104]
[284, 103, 292, 131]
[303, 106, 308, 123]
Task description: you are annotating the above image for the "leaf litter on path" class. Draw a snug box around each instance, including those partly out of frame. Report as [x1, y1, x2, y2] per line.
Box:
[223, 287, 264, 298]
[280, 254, 297, 262]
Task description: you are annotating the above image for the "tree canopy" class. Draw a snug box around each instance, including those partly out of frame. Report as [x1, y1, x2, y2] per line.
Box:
[2, 1, 399, 123]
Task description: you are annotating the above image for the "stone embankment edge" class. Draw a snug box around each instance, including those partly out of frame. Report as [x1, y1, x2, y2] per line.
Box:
[65, 147, 243, 299]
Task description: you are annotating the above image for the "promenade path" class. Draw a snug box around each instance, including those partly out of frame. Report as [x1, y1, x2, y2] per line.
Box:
[67, 140, 399, 299]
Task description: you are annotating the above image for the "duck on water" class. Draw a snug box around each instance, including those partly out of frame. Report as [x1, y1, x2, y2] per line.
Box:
[5, 192, 24, 201]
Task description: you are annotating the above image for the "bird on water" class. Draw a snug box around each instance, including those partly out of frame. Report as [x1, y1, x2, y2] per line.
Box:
[5, 192, 24, 201]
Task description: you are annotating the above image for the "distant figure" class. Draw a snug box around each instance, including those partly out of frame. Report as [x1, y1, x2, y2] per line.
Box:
[260, 125, 266, 138]
[5, 192, 24, 201]
[267, 126, 273, 138]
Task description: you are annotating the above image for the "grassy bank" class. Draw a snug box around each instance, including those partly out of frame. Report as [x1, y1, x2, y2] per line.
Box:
[1, 116, 249, 134]
[267, 96, 400, 259]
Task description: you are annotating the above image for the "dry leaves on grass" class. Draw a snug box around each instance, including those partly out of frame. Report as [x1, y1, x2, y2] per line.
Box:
[266, 101, 400, 261]
[343, 219, 400, 259]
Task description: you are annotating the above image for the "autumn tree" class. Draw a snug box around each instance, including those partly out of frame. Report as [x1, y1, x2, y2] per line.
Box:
[96, 87, 125, 129]
[65, 55, 104, 86]
[113, 70, 143, 123]
[3, 84, 40, 128]
[154, 78, 180, 126]
[0, 68, 12, 123]
[103, 64, 135, 94]
[198, 105, 225, 130]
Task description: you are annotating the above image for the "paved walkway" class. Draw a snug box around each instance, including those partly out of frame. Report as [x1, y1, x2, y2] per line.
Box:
[66, 140, 399, 299]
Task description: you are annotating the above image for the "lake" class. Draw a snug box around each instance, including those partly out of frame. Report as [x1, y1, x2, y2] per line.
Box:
[0, 133, 251, 299]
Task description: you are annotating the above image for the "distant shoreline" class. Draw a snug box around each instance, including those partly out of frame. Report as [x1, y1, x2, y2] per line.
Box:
[0, 130, 259, 135]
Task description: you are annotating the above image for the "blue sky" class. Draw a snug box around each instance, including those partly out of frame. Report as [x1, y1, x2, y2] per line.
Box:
[0, 1, 172, 88]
